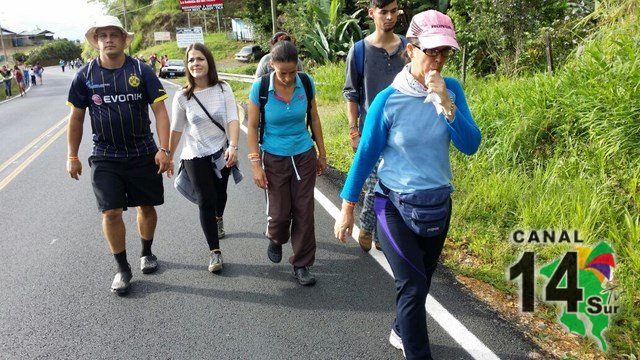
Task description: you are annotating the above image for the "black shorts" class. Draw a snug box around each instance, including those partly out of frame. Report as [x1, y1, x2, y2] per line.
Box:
[89, 154, 164, 212]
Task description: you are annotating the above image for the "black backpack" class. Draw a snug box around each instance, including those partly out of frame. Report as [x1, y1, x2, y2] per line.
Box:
[257, 72, 314, 144]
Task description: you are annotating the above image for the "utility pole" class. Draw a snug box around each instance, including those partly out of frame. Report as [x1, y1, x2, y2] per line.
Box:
[122, 0, 131, 55]
[270, 0, 276, 34]
[203, 12, 207, 34]
[216, 9, 221, 33]
[0, 21, 7, 65]
[187, 12, 191, 28]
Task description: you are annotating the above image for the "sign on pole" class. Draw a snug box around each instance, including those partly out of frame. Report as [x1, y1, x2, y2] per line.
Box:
[176, 27, 204, 48]
[179, 0, 223, 12]
[154, 32, 171, 42]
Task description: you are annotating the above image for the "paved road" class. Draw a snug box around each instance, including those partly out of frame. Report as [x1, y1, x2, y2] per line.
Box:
[0, 66, 545, 359]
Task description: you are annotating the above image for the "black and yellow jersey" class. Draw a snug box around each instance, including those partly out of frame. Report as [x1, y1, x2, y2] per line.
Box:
[67, 56, 168, 158]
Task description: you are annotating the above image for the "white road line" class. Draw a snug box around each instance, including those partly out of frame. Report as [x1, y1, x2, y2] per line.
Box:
[239, 108, 499, 359]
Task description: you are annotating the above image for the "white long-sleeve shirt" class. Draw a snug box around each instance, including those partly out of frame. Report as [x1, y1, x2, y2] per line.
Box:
[171, 82, 238, 160]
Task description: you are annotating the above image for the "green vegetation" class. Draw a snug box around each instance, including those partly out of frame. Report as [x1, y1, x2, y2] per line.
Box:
[26, 39, 82, 66]
[12, 52, 27, 63]
[0, 80, 25, 102]
[448, 7, 639, 355]
[217, 64, 257, 75]
[281, 0, 363, 64]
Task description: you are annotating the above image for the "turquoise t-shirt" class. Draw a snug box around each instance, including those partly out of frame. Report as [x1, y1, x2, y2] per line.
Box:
[249, 72, 316, 157]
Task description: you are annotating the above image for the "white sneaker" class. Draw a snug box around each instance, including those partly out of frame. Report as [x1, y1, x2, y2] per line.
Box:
[389, 329, 406, 358]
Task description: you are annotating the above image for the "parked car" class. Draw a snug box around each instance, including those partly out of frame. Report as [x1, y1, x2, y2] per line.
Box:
[234, 45, 264, 62]
[159, 59, 186, 78]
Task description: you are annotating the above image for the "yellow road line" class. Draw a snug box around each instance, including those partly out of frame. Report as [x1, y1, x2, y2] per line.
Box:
[0, 125, 68, 191]
[0, 115, 69, 174]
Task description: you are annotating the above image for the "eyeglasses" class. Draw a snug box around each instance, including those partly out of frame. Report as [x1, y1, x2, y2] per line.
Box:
[419, 47, 454, 58]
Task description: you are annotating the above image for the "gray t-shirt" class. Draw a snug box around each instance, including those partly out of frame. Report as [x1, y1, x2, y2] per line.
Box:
[343, 37, 407, 131]
[254, 53, 304, 78]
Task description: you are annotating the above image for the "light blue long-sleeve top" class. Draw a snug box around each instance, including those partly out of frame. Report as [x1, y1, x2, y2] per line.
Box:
[340, 77, 481, 202]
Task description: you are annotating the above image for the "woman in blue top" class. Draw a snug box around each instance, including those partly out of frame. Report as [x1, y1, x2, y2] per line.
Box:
[334, 10, 481, 360]
[247, 41, 328, 286]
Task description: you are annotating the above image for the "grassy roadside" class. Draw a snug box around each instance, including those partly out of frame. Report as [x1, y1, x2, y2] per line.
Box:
[0, 80, 26, 102]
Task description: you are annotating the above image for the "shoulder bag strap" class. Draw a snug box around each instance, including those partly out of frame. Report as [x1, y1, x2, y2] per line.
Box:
[191, 93, 226, 134]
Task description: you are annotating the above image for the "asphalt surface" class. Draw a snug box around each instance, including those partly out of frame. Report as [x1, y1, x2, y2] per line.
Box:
[0, 66, 547, 359]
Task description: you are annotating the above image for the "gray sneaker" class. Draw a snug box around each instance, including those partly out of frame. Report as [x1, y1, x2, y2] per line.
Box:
[217, 217, 225, 239]
[140, 254, 158, 274]
[208, 251, 223, 273]
[110, 270, 132, 295]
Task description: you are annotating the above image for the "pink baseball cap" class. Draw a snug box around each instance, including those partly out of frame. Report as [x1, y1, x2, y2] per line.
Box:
[406, 10, 459, 50]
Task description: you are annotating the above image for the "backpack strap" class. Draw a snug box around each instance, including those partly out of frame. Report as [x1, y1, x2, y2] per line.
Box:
[258, 74, 270, 144]
[354, 39, 365, 79]
[297, 72, 315, 141]
[354, 39, 366, 119]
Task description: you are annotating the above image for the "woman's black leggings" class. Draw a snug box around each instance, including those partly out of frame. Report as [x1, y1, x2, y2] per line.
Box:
[182, 155, 230, 250]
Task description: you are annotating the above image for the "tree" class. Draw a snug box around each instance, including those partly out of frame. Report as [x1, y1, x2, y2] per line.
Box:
[448, 0, 573, 75]
[280, 0, 363, 64]
[12, 52, 28, 64]
[27, 40, 82, 66]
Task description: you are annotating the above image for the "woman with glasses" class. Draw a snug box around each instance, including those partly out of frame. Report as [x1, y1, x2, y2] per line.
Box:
[334, 10, 481, 359]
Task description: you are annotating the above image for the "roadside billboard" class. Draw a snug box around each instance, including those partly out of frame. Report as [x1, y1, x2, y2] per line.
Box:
[179, 0, 223, 12]
[176, 27, 204, 48]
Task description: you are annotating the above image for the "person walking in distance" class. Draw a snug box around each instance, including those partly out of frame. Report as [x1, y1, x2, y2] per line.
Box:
[66, 15, 171, 295]
[254, 31, 303, 78]
[34, 63, 44, 85]
[30, 66, 37, 86]
[342, 0, 407, 252]
[13, 65, 26, 96]
[1, 65, 13, 98]
[335, 10, 481, 359]
[168, 43, 240, 273]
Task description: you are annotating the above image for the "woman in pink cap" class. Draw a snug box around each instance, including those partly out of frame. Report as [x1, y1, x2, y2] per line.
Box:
[335, 10, 481, 359]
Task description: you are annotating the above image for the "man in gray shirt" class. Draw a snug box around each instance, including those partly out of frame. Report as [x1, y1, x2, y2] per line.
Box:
[254, 31, 304, 78]
[342, 0, 406, 251]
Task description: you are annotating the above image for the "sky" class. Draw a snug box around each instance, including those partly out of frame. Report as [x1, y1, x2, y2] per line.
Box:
[0, 0, 107, 41]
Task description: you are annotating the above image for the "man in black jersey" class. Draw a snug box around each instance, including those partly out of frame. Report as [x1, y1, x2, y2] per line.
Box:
[66, 16, 171, 295]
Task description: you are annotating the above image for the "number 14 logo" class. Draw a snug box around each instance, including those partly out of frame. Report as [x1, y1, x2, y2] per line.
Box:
[509, 252, 583, 312]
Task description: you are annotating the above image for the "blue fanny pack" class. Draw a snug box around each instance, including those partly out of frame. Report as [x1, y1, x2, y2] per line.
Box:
[380, 182, 452, 237]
